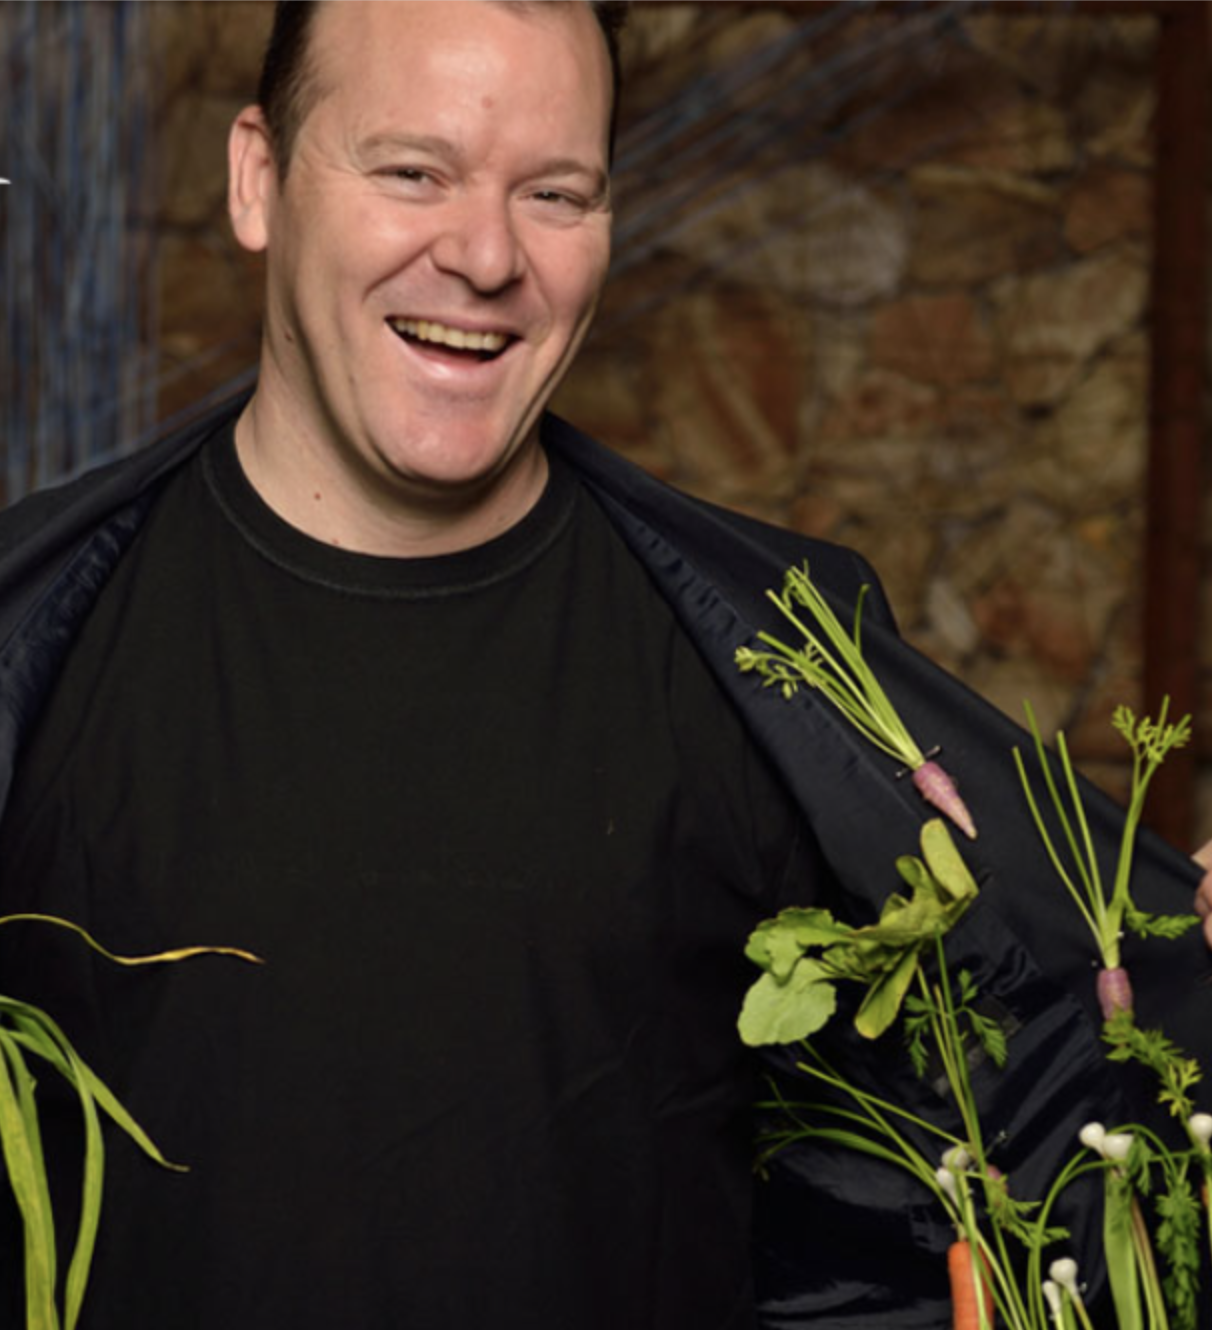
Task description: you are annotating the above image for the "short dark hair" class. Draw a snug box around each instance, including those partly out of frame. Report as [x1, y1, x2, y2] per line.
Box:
[257, 0, 628, 178]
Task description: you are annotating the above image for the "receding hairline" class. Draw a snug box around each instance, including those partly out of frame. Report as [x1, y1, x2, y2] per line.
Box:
[262, 0, 624, 176]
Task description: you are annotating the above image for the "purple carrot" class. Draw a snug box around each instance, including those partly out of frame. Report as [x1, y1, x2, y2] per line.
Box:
[911, 759, 977, 840]
[1097, 966, 1133, 1021]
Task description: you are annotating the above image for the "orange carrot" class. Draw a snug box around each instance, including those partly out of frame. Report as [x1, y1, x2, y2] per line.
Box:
[948, 1239, 994, 1329]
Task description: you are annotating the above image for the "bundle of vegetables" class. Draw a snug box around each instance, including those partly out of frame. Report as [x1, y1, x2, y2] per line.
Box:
[0, 914, 260, 1330]
[736, 563, 1210, 1329]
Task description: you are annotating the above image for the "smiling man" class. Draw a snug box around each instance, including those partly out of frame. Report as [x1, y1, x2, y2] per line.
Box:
[229, 1, 614, 555]
[2, 3, 1212, 1329]
[0, 4, 842, 1327]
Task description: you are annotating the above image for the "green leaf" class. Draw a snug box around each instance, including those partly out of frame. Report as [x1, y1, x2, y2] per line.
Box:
[854, 946, 922, 1040]
[966, 1009, 1008, 1069]
[744, 907, 848, 980]
[58, 1044, 104, 1330]
[919, 819, 978, 905]
[857, 883, 948, 950]
[0, 914, 251, 1329]
[738, 959, 838, 1047]
[1101, 1010, 1201, 1120]
[1123, 901, 1201, 941]
[893, 854, 936, 898]
[0, 1028, 59, 1330]
[1102, 1170, 1143, 1330]
[3, 1003, 185, 1171]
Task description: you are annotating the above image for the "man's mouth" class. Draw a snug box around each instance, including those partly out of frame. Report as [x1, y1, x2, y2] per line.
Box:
[387, 317, 512, 362]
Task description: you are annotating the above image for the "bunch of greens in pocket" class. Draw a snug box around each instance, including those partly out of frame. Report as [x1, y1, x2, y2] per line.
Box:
[739, 818, 979, 1047]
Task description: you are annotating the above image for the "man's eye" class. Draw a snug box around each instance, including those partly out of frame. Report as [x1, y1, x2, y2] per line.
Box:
[533, 190, 581, 208]
[393, 168, 430, 183]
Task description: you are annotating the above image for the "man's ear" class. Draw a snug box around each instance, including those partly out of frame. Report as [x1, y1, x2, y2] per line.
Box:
[228, 105, 277, 254]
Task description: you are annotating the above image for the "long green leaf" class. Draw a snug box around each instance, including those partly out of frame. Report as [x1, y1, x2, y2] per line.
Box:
[0, 914, 252, 1329]
[3, 1002, 184, 1170]
[1105, 1169, 1143, 1330]
[58, 1040, 104, 1330]
[10, 1006, 109, 1329]
[0, 1028, 59, 1330]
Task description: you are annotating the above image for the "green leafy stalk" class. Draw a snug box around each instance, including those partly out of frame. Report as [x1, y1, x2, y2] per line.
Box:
[736, 567, 924, 767]
[0, 1027, 58, 1329]
[1108, 703, 1194, 954]
[739, 818, 978, 1046]
[757, 1049, 961, 1214]
[909, 941, 1038, 1330]
[736, 563, 977, 838]
[1134, 1194, 1171, 1330]
[1103, 1013, 1201, 1123]
[1023, 1151, 1098, 1328]
[1105, 1164, 1145, 1330]
[1014, 699, 1197, 1014]
[1154, 1163, 1202, 1330]
[0, 914, 261, 1329]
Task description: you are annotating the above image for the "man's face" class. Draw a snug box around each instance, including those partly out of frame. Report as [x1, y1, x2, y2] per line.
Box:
[232, 1, 613, 532]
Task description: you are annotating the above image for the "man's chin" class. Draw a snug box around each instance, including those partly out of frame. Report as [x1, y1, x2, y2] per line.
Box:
[372, 431, 548, 519]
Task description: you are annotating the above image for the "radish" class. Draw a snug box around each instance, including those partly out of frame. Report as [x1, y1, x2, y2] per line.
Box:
[912, 760, 977, 841]
[1096, 966, 1134, 1020]
[736, 563, 977, 840]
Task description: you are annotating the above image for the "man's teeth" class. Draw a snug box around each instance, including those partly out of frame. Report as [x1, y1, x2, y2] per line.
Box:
[390, 318, 508, 354]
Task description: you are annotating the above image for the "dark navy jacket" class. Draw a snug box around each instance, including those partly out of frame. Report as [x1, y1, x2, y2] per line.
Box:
[0, 392, 1206, 1327]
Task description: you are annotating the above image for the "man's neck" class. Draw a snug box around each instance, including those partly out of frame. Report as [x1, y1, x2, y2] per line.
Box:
[232, 394, 550, 559]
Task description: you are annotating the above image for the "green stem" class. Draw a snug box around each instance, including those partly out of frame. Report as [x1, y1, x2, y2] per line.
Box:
[1017, 704, 1110, 965]
[1107, 705, 1170, 950]
[1131, 1196, 1170, 1330]
[1055, 730, 1113, 965]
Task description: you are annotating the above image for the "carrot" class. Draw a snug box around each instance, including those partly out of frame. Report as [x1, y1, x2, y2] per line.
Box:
[948, 1239, 994, 1330]
[912, 759, 977, 840]
[1096, 965, 1133, 1020]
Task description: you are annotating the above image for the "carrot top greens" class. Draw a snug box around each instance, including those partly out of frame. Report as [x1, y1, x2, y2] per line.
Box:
[735, 563, 924, 769]
[736, 562, 976, 839]
[1012, 699, 1198, 975]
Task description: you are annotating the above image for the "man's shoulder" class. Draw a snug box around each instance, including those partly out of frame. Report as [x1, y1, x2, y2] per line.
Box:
[0, 391, 248, 652]
[0, 392, 247, 557]
[544, 413, 893, 629]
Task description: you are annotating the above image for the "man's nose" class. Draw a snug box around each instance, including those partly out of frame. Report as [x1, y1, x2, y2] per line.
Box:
[430, 192, 525, 295]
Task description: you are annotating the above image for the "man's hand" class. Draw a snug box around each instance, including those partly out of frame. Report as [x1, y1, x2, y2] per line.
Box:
[1194, 841, 1212, 949]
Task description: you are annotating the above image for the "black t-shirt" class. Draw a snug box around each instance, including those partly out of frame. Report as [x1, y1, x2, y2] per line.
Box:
[0, 426, 823, 1329]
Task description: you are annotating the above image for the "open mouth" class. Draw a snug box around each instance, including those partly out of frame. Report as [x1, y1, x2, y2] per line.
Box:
[388, 317, 513, 363]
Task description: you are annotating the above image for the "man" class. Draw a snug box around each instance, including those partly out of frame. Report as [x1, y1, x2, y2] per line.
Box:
[0, 3, 1208, 1328]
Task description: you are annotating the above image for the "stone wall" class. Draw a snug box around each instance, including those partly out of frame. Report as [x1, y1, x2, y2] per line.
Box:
[151, 4, 1178, 813]
[149, 1, 269, 417]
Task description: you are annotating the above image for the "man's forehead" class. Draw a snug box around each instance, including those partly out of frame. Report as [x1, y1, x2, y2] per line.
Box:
[309, 0, 603, 59]
[300, 1, 613, 150]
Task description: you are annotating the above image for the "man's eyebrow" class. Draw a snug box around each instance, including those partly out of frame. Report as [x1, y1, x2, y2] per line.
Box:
[355, 133, 609, 197]
[538, 157, 608, 182]
[356, 132, 461, 161]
